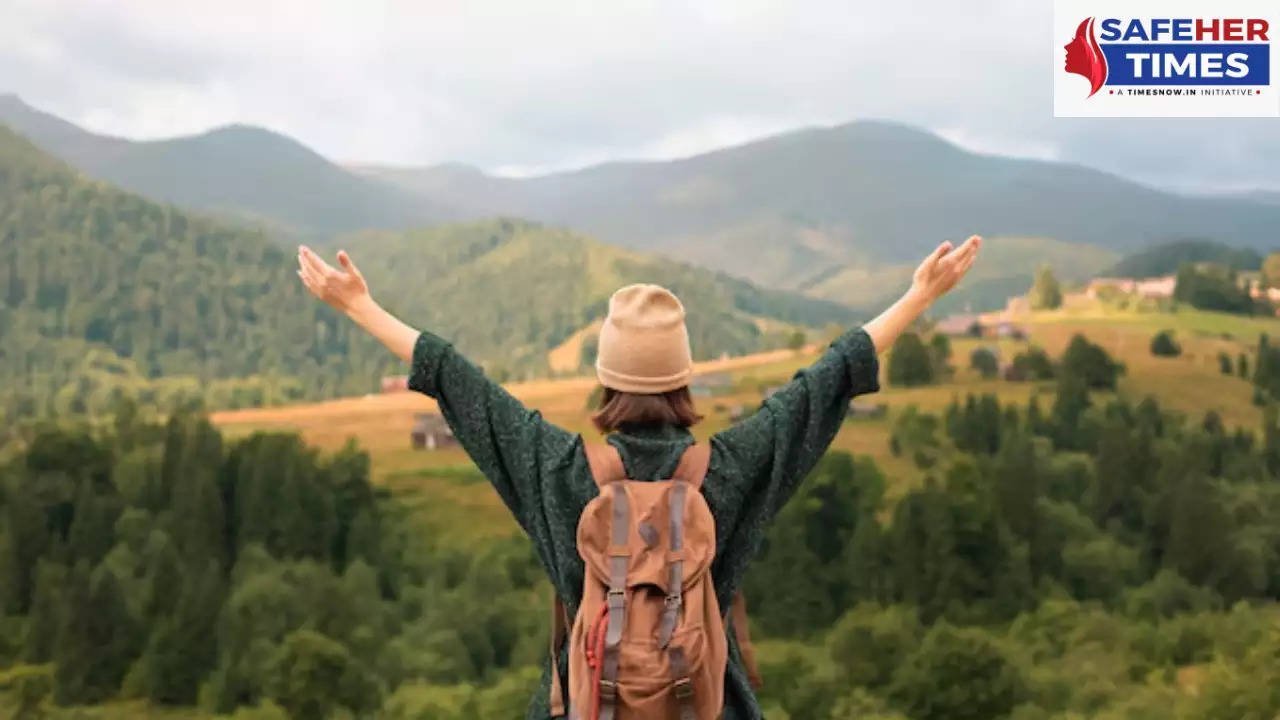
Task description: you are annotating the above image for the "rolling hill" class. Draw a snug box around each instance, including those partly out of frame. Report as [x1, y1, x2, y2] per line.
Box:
[0, 94, 452, 237]
[359, 122, 1280, 307]
[9, 96, 1280, 312]
[337, 219, 857, 376]
[0, 126, 853, 421]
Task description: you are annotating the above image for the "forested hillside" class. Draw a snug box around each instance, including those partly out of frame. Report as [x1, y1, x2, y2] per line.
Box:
[11, 97, 1280, 315]
[0, 127, 853, 423]
[1106, 240, 1265, 278]
[344, 221, 856, 377]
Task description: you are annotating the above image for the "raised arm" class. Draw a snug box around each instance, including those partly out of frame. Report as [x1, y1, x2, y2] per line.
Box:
[297, 246, 417, 361]
[296, 246, 583, 540]
[864, 235, 981, 354]
[709, 236, 981, 528]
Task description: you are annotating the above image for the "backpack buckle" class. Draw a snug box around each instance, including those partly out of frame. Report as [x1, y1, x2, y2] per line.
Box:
[599, 679, 618, 702]
[607, 589, 625, 609]
[664, 594, 682, 609]
[673, 677, 694, 700]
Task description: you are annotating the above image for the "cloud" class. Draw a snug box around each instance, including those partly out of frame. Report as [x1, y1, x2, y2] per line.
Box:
[0, 0, 1276, 191]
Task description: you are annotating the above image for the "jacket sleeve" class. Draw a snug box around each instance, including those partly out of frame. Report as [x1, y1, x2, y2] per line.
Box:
[406, 331, 585, 540]
[708, 327, 880, 532]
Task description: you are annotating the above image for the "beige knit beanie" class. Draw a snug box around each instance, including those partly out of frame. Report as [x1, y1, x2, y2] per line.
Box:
[595, 284, 693, 394]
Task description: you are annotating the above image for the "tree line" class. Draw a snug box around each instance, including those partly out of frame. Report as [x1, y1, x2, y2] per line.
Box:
[3, 331, 1280, 718]
[0, 407, 547, 718]
[741, 338, 1280, 719]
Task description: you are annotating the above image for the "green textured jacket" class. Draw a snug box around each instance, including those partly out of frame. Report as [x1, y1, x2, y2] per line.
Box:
[407, 327, 880, 719]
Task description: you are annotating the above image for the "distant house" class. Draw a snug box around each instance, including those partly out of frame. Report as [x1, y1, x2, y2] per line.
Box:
[411, 413, 456, 450]
[994, 321, 1026, 340]
[1086, 277, 1137, 298]
[381, 375, 409, 393]
[1135, 276, 1176, 299]
[691, 372, 732, 397]
[1249, 280, 1280, 303]
[935, 314, 984, 337]
[1087, 275, 1175, 300]
[848, 401, 887, 420]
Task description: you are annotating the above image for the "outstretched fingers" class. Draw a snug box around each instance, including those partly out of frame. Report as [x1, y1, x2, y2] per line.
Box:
[946, 235, 981, 267]
[298, 262, 321, 290]
[336, 249, 362, 279]
[950, 236, 981, 279]
[299, 245, 336, 278]
[297, 249, 322, 285]
[921, 240, 953, 276]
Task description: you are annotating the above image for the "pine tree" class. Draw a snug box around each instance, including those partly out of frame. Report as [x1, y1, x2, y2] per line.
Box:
[1051, 374, 1092, 451]
[53, 561, 143, 704]
[169, 465, 227, 568]
[23, 560, 67, 662]
[1029, 265, 1063, 310]
[2, 486, 51, 614]
[846, 517, 888, 604]
[66, 479, 118, 566]
[992, 431, 1042, 545]
[53, 561, 94, 704]
[145, 560, 224, 704]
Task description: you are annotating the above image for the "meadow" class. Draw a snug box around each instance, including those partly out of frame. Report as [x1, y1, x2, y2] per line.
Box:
[210, 299, 1274, 549]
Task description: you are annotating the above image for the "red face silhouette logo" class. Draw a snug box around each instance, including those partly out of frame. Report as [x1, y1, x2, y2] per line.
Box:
[1064, 17, 1108, 97]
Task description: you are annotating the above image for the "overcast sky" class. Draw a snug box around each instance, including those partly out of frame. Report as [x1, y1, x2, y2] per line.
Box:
[2, 0, 1277, 190]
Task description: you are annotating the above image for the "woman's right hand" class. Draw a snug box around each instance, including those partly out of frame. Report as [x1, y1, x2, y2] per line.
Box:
[909, 235, 981, 305]
[297, 245, 372, 315]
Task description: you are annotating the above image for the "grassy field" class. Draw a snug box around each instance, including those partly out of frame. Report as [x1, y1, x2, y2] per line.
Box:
[211, 300, 1277, 548]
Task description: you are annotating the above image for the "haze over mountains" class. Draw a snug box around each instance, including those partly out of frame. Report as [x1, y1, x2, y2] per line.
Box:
[358, 123, 1280, 305]
[4, 94, 1280, 313]
[0, 94, 453, 237]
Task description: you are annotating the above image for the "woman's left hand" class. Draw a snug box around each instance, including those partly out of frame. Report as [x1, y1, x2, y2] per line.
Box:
[910, 235, 982, 304]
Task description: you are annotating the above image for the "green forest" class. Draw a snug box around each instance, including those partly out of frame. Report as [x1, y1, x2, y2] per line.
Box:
[3, 334, 1280, 719]
[0, 126, 851, 427]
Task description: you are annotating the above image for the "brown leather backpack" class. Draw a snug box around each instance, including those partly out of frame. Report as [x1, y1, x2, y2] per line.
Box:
[549, 443, 761, 720]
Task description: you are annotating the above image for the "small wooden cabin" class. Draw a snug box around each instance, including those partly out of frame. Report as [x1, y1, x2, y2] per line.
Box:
[411, 413, 456, 450]
[848, 400, 887, 420]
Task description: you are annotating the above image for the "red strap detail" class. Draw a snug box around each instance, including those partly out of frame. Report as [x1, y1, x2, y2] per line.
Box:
[587, 603, 609, 720]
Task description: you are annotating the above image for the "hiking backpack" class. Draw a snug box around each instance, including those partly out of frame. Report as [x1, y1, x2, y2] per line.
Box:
[549, 443, 761, 720]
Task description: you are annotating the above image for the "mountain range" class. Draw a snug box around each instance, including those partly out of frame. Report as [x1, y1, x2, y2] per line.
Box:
[0, 125, 850, 420]
[0, 94, 453, 237]
[6, 94, 1279, 313]
[356, 123, 1280, 305]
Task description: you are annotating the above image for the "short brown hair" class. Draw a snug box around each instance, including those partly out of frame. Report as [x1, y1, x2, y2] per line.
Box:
[590, 386, 703, 433]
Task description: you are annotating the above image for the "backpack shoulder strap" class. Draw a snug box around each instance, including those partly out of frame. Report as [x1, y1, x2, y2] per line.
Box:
[585, 442, 627, 488]
[670, 443, 711, 489]
[730, 591, 764, 689]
